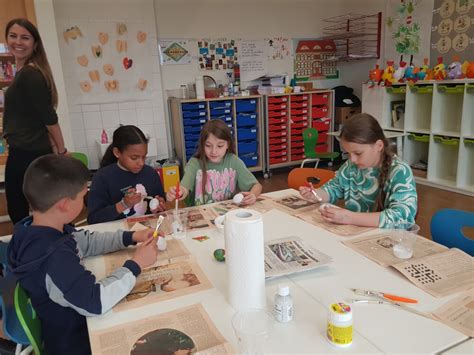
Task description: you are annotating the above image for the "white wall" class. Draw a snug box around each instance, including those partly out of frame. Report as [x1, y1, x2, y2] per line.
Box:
[154, 0, 387, 99]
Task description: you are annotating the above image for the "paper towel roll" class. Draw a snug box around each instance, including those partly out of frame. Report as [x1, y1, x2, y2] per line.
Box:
[196, 76, 205, 99]
[225, 209, 266, 311]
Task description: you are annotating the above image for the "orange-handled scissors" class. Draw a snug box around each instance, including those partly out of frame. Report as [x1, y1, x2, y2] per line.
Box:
[351, 288, 418, 304]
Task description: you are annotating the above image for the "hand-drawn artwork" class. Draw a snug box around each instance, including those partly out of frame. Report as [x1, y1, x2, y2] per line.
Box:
[456, 0, 472, 14]
[88, 70, 100, 82]
[63, 25, 83, 43]
[438, 18, 454, 36]
[437, 36, 452, 53]
[117, 22, 127, 35]
[137, 79, 148, 91]
[197, 38, 238, 70]
[439, 0, 456, 18]
[137, 31, 147, 44]
[76, 55, 88, 67]
[80, 81, 92, 93]
[267, 37, 291, 60]
[123, 57, 133, 70]
[294, 39, 338, 79]
[98, 32, 109, 45]
[386, 0, 421, 56]
[116, 40, 127, 53]
[104, 80, 119, 92]
[131, 329, 196, 355]
[91, 45, 102, 58]
[452, 33, 469, 51]
[159, 39, 192, 65]
[453, 14, 470, 32]
[103, 64, 114, 76]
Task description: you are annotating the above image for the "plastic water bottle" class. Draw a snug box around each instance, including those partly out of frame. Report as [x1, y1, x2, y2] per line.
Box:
[274, 284, 293, 322]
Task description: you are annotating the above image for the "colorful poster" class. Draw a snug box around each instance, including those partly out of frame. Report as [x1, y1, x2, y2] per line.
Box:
[197, 38, 239, 70]
[294, 39, 338, 79]
[430, 0, 473, 65]
[266, 37, 291, 60]
[159, 39, 192, 65]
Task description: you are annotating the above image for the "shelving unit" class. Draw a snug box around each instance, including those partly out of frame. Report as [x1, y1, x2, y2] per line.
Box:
[0, 52, 15, 165]
[362, 80, 474, 196]
[169, 96, 264, 174]
[264, 90, 335, 175]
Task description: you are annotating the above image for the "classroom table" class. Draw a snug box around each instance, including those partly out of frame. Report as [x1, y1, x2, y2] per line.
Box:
[82, 189, 469, 353]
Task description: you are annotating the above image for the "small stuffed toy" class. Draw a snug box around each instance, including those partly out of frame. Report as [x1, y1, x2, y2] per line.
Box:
[382, 60, 396, 86]
[447, 55, 463, 80]
[433, 57, 446, 80]
[393, 61, 407, 82]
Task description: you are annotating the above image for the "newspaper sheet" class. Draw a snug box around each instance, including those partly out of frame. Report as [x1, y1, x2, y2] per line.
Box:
[211, 195, 276, 215]
[342, 232, 449, 267]
[111, 256, 212, 312]
[102, 239, 191, 275]
[392, 249, 474, 298]
[89, 304, 233, 355]
[269, 194, 316, 215]
[432, 293, 474, 337]
[264, 236, 332, 278]
[296, 208, 374, 236]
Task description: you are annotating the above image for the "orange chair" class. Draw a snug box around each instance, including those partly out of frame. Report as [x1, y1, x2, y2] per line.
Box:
[287, 168, 335, 190]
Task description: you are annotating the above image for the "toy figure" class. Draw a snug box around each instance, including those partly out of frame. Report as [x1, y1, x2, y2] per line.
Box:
[416, 58, 429, 80]
[368, 64, 383, 87]
[462, 61, 474, 79]
[393, 61, 407, 82]
[381, 60, 396, 86]
[433, 57, 446, 80]
[446, 55, 463, 80]
[404, 64, 417, 82]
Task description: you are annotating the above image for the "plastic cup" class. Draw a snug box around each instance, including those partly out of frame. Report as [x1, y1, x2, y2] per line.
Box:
[232, 309, 273, 355]
[391, 229, 418, 259]
[171, 210, 188, 240]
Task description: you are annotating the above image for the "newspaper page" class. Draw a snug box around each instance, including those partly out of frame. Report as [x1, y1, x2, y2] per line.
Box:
[264, 236, 332, 278]
[269, 194, 316, 215]
[89, 304, 233, 355]
[125, 211, 173, 235]
[114, 257, 212, 312]
[342, 232, 449, 267]
[102, 239, 191, 275]
[432, 293, 474, 337]
[392, 249, 474, 298]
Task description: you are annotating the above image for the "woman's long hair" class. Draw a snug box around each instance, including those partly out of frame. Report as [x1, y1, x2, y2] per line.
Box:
[340, 113, 394, 212]
[5, 18, 58, 108]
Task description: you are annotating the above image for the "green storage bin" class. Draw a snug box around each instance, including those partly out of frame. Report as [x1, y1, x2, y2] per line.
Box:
[386, 86, 406, 94]
[437, 85, 464, 94]
[464, 138, 474, 147]
[434, 136, 459, 146]
[408, 133, 430, 143]
[466, 84, 474, 93]
[409, 85, 433, 94]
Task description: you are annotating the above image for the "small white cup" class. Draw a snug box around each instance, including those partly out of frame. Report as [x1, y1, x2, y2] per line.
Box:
[391, 229, 417, 259]
[232, 309, 273, 355]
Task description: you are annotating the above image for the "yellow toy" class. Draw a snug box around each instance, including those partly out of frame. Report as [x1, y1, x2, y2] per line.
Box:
[433, 57, 446, 80]
[382, 60, 396, 86]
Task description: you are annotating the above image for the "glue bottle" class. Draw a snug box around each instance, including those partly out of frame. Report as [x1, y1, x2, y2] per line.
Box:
[274, 284, 293, 323]
[327, 302, 353, 347]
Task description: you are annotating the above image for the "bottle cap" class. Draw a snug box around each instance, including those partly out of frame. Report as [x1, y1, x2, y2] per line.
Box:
[328, 302, 352, 322]
[277, 284, 289, 296]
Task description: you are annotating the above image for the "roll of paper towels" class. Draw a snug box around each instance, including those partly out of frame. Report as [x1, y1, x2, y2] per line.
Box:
[196, 76, 205, 99]
[225, 209, 266, 311]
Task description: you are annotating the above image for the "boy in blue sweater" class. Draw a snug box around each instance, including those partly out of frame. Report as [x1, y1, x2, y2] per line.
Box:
[7, 155, 159, 355]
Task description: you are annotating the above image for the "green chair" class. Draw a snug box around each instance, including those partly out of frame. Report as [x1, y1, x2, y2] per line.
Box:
[301, 128, 339, 168]
[71, 152, 89, 168]
[14, 284, 43, 355]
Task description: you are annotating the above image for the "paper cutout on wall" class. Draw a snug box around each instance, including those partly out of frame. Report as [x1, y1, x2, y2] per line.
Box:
[197, 38, 238, 70]
[117, 23, 127, 35]
[80, 81, 91, 93]
[159, 39, 192, 65]
[137, 31, 147, 44]
[116, 40, 128, 53]
[98, 32, 109, 45]
[266, 37, 291, 60]
[91, 45, 103, 58]
[77, 55, 88, 67]
[63, 26, 83, 43]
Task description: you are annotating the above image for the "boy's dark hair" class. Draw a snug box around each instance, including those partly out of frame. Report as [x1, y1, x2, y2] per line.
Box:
[23, 154, 90, 212]
[100, 125, 148, 168]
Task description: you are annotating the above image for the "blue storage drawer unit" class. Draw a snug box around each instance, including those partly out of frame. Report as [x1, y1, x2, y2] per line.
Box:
[182, 102, 206, 111]
[239, 153, 258, 167]
[237, 113, 257, 127]
[210, 108, 232, 116]
[236, 99, 257, 113]
[238, 141, 258, 154]
[183, 117, 206, 126]
[184, 125, 204, 134]
[238, 127, 257, 140]
[185, 139, 198, 149]
[209, 100, 232, 109]
[211, 115, 232, 122]
[184, 133, 200, 141]
[182, 110, 206, 118]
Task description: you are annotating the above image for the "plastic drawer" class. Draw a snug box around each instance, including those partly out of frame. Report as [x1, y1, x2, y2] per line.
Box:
[186, 153, 194, 160]
[268, 103, 287, 111]
[317, 133, 328, 143]
[312, 118, 330, 131]
[291, 115, 309, 122]
[292, 108, 308, 115]
[268, 110, 287, 118]
[182, 110, 207, 118]
[184, 133, 200, 141]
[186, 147, 197, 155]
[291, 147, 304, 155]
[315, 144, 329, 153]
[291, 141, 304, 148]
[269, 137, 287, 144]
[291, 121, 308, 129]
[269, 117, 287, 125]
[269, 124, 287, 132]
[239, 153, 259, 167]
[291, 94, 309, 102]
[238, 127, 258, 140]
[183, 117, 207, 126]
[236, 113, 257, 126]
[238, 141, 258, 154]
[291, 101, 308, 109]
[408, 133, 429, 143]
[311, 93, 329, 106]
[291, 154, 305, 161]
[182, 102, 206, 110]
[211, 115, 232, 122]
[269, 150, 288, 158]
[270, 156, 288, 164]
[268, 96, 288, 104]
[209, 100, 232, 109]
[185, 140, 198, 149]
[210, 108, 232, 116]
[184, 125, 204, 134]
[312, 106, 329, 118]
[269, 143, 288, 151]
[236, 99, 258, 112]
[291, 128, 305, 136]
[269, 130, 287, 138]
[385, 86, 406, 94]
[433, 136, 459, 146]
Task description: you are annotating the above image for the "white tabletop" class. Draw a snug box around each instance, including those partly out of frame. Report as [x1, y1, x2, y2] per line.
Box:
[84, 190, 468, 353]
[440, 338, 474, 354]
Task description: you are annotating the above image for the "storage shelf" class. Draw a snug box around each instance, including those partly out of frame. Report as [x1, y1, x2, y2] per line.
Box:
[407, 128, 430, 135]
[431, 131, 461, 138]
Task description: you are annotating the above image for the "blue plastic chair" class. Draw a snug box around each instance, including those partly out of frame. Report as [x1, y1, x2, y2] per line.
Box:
[431, 208, 474, 256]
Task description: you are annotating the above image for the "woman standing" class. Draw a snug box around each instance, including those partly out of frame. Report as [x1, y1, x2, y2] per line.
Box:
[3, 18, 68, 224]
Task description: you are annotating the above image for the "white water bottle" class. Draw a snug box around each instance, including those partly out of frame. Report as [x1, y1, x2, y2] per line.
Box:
[274, 284, 293, 323]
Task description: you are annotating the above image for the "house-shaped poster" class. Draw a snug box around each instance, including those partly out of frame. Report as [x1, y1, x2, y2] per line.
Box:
[294, 40, 337, 79]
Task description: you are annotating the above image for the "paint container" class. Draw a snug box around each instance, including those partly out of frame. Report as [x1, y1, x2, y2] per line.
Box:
[327, 302, 353, 348]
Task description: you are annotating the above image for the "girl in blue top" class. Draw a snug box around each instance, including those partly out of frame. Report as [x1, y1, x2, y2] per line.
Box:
[88, 125, 166, 224]
[300, 113, 417, 229]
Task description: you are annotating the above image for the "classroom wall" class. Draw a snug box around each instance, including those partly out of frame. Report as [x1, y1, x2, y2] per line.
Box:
[154, 0, 387, 99]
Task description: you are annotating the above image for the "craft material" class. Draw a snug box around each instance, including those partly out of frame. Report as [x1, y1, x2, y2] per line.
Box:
[213, 248, 226, 262]
[327, 302, 353, 348]
[171, 210, 188, 240]
[350, 289, 418, 304]
[306, 182, 323, 202]
[192, 235, 209, 242]
[157, 236, 167, 251]
[152, 215, 165, 238]
[393, 243, 413, 259]
[319, 203, 341, 211]
[274, 284, 293, 323]
[225, 209, 265, 311]
[232, 193, 244, 205]
[148, 198, 159, 211]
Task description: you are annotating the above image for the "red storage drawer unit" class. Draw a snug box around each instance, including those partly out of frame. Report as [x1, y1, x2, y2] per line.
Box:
[268, 96, 288, 104]
[291, 154, 305, 161]
[269, 137, 287, 144]
[291, 94, 309, 102]
[315, 144, 329, 153]
[270, 156, 288, 164]
[291, 121, 308, 129]
[268, 110, 287, 118]
[269, 130, 287, 138]
[291, 101, 308, 109]
[312, 117, 330, 131]
[292, 108, 308, 116]
[291, 147, 304, 155]
[269, 124, 287, 131]
[312, 93, 329, 106]
[269, 143, 287, 151]
[312, 105, 329, 118]
[291, 115, 309, 122]
[269, 150, 288, 158]
[269, 117, 286, 125]
[291, 140, 304, 148]
[317, 132, 328, 143]
[291, 127, 305, 136]
[268, 103, 287, 111]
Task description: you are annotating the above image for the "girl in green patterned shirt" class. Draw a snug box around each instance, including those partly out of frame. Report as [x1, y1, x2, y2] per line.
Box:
[300, 113, 417, 229]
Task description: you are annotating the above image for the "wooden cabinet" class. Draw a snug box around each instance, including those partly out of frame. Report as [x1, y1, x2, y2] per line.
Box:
[0, 0, 37, 40]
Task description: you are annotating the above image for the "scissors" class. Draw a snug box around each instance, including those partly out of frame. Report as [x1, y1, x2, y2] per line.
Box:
[350, 288, 418, 304]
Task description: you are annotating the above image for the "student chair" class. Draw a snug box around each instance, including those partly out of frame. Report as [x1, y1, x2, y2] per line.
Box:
[301, 128, 339, 168]
[288, 168, 335, 190]
[15, 284, 42, 355]
[430, 208, 474, 256]
[71, 152, 89, 168]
